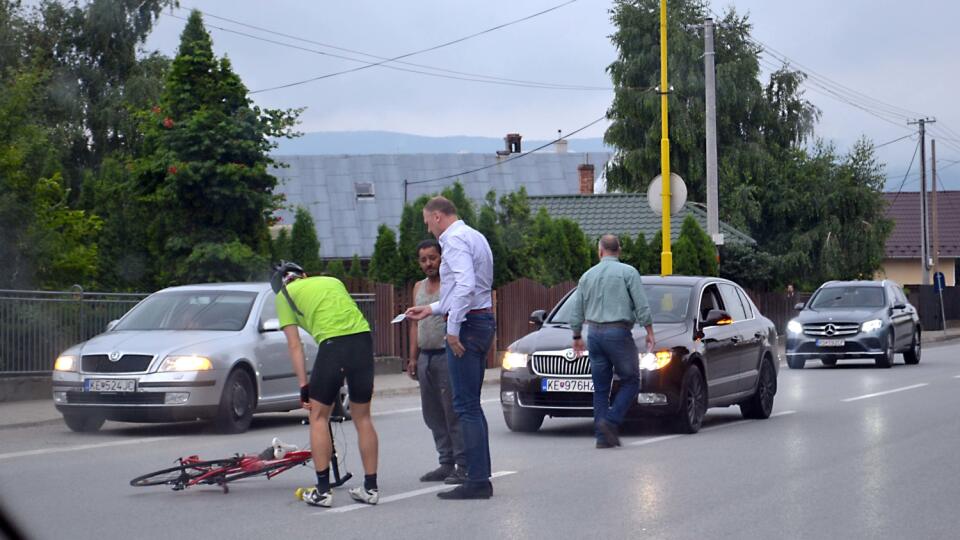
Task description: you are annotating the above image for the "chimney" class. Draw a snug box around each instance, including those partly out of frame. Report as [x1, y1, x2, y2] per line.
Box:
[505, 133, 522, 154]
[555, 139, 568, 153]
[578, 163, 595, 194]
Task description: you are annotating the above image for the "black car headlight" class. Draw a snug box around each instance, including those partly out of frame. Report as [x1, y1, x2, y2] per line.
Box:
[639, 350, 672, 371]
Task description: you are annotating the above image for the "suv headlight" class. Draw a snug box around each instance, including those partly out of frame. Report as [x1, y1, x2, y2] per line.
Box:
[159, 355, 213, 372]
[502, 352, 528, 370]
[861, 319, 883, 333]
[54, 355, 77, 372]
[639, 350, 672, 371]
[787, 320, 802, 334]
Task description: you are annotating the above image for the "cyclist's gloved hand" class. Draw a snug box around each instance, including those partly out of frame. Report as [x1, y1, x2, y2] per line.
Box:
[300, 385, 309, 403]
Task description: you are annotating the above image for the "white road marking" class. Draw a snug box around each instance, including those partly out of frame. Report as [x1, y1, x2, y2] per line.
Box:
[372, 398, 497, 418]
[317, 470, 518, 514]
[841, 383, 929, 402]
[0, 436, 178, 461]
[628, 410, 796, 446]
[954, 375, 960, 379]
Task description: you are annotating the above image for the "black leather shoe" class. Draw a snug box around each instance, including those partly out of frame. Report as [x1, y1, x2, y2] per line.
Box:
[419, 465, 454, 482]
[444, 466, 468, 485]
[437, 481, 493, 500]
[597, 419, 621, 447]
[596, 440, 614, 449]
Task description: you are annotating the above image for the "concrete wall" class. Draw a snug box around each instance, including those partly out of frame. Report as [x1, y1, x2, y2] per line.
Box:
[876, 258, 956, 286]
[0, 376, 51, 402]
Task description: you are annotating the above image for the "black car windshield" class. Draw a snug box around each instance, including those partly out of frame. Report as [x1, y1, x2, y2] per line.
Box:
[550, 285, 692, 324]
[809, 286, 885, 309]
[115, 291, 257, 331]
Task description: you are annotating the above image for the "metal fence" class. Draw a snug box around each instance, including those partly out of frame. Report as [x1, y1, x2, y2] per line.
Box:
[0, 288, 380, 375]
[0, 288, 148, 375]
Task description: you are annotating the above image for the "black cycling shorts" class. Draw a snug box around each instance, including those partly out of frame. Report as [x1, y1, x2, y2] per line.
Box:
[309, 331, 374, 406]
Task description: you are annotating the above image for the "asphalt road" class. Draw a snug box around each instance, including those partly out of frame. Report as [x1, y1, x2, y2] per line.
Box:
[2, 342, 959, 540]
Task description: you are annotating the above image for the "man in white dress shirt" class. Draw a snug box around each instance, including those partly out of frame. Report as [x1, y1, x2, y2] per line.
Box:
[406, 196, 496, 500]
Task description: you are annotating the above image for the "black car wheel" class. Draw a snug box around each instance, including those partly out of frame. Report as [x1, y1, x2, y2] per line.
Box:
[903, 327, 921, 365]
[502, 408, 544, 433]
[876, 332, 895, 369]
[63, 413, 105, 432]
[674, 365, 706, 434]
[215, 369, 255, 434]
[786, 355, 806, 370]
[740, 359, 776, 420]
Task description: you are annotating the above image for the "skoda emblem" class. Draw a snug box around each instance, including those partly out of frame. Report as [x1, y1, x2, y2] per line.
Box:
[564, 349, 576, 361]
[824, 324, 836, 336]
[109, 351, 122, 362]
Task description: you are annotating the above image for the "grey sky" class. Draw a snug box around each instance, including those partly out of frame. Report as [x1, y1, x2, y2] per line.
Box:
[143, 0, 960, 191]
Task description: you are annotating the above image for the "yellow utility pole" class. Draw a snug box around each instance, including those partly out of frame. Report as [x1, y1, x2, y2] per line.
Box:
[659, 0, 672, 275]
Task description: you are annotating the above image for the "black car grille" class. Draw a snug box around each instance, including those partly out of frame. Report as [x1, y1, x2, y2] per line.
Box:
[66, 391, 165, 405]
[518, 392, 593, 408]
[802, 323, 860, 337]
[82, 354, 154, 373]
[531, 353, 591, 377]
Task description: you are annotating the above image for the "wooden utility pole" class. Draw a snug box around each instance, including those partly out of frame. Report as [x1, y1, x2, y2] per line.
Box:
[908, 118, 935, 285]
[931, 139, 938, 275]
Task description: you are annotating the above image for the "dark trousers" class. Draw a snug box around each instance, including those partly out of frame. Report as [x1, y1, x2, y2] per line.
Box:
[446, 313, 495, 486]
[418, 349, 466, 467]
[588, 325, 640, 442]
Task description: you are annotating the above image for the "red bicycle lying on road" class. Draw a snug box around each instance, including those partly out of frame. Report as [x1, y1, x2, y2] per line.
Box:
[130, 421, 352, 494]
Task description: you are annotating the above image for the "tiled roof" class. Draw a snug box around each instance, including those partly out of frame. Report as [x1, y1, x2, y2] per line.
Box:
[270, 152, 612, 258]
[882, 191, 960, 258]
[527, 193, 754, 245]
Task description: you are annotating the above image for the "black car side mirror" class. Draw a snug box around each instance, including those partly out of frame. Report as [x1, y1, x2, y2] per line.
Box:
[794, 302, 805, 310]
[701, 309, 733, 329]
[893, 303, 906, 310]
[529, 309, 546, 329]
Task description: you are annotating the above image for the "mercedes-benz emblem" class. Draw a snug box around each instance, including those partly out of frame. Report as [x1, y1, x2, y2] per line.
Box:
[824, 324, 836, 336]
[563, 349, 576, 361]
[109, 351, 122, 362]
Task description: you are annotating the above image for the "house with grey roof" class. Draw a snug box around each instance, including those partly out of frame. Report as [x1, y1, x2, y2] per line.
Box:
[270, 148, 611, 259]
[527, 193, 755, 246]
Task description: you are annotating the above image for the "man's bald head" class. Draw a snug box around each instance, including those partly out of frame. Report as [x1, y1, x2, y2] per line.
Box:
[599, 234, 621, 256]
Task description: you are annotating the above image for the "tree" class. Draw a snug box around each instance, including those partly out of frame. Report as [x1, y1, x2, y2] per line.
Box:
[368, 225, 400, 285]
[348, 254, 365, 279]
[271, 227, 292, 263]
[648, 230, 663, 275]
[441, 182, 476, 226]
[477, 192, 513, 287]
[396, 195, 431, 284]
[133, 10, 299, 285]
[324, 259, 346, 281]
[677, 215, 718, 276]
[290, 207, 321, 273]
[620, 232, 651, 275]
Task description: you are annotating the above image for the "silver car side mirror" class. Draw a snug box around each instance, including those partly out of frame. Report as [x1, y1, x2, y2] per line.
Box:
[260, 318, 281, 332]
[106, 320, 119, 332]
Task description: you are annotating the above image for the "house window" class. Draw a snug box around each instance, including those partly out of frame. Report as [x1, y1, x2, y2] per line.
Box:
[355, 182, 375, 200]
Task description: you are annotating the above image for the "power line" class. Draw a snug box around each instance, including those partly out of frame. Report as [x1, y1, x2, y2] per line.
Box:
[176, 5, 610, 92]
[189, 0, 583, 94]
[873, 133, 915, 149]
[888, 139, 921, 207]
[405, 114, 609, 187]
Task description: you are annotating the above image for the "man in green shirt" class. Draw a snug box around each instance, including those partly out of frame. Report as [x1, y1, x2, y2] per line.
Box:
[272, 261, 380, 508]
[569, 235, 655, 448]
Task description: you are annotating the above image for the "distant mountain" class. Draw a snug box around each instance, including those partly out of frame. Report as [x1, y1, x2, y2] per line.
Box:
[272, 130, 613, 155]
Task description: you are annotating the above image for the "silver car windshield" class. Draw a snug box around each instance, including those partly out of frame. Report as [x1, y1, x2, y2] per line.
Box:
[809, 286, 885, 309]
[550, 285, 692, 324]
[115, 291, 257, 331]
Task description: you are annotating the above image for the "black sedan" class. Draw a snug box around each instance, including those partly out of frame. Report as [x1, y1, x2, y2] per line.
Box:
[499, 276, 780, 434]
[785, 280, 921, 369]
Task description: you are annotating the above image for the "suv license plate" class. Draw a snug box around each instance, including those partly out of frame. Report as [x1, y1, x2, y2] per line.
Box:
[816, 339, 845, 347]
[542, 378, 594, 392]
[84, 379, 136, 392]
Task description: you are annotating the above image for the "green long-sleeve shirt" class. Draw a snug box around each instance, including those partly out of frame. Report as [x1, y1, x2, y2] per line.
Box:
[569, 256, 653, 334]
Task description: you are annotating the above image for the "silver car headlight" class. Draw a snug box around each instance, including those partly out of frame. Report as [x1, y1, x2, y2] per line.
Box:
[159, 355, 213, 372]
[861, 319, 883, 333]
[54, 355, 78, 372]
[639, 350, 672, 371]
[787, 320, 803, 334]
[501, 352, 528, 371]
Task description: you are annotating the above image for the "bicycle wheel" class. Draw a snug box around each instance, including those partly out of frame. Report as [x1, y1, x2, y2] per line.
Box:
[130, 459, 239, 487]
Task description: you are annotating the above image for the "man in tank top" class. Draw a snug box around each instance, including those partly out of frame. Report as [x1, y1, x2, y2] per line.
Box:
[407, 239, 467, 484]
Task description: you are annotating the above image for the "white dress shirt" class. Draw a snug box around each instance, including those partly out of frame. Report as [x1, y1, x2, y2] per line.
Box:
[428, 220, 494, 336]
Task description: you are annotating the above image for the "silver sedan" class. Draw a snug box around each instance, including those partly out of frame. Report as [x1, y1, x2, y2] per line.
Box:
[51, 283, 320, 433]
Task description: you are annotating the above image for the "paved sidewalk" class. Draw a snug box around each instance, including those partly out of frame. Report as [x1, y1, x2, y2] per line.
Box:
[0, 367, 501, 431]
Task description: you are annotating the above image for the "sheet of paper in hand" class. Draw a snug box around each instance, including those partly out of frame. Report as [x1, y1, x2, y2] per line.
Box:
[391, 313, 406, 324]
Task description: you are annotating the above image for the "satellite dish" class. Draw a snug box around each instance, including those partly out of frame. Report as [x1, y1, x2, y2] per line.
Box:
[647, 173, 687, 215]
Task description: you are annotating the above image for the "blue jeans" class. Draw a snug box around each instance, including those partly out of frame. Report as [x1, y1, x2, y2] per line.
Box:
[588, 326, 639, 442]
[446, 313, 495, 485]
